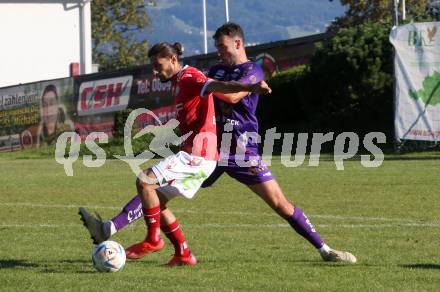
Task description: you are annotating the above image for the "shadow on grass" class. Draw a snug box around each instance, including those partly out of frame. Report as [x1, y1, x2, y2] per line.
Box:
[37, 258, 94, 274]
[400, 264, 440, 270]
[39, 268, 96, 274]
[0, 259, 39, 269]
[59, 259, 90, 264]
[200, 257, 359, 267]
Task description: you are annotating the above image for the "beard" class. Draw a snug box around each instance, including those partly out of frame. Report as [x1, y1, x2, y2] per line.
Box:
[159, 76, 172, 83]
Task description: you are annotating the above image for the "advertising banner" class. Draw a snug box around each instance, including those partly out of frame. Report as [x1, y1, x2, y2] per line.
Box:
[0, 78, 75, 151]
[390, 22, 440, 141]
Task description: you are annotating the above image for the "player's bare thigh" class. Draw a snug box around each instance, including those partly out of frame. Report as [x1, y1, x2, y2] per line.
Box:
[136, 168, 169, 207]
[247, 179, 294, 219]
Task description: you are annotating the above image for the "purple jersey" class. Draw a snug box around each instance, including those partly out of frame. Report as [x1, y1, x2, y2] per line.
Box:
[208, 61, 264, 161]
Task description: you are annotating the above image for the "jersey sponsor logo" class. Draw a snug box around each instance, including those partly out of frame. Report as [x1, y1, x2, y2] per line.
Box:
[249, 75, 257, 83]
[127, 203, 143, 223]
[304, 215, 316, 233]
[77, 76, 132, 116]
[226, 118, 240, 126]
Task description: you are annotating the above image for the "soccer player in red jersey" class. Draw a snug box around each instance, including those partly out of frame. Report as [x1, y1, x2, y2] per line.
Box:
[82, 42, 271, 267]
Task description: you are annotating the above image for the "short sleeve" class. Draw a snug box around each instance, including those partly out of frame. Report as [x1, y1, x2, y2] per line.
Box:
[238, 63, 264, 84]
[180, 69, 210, 98]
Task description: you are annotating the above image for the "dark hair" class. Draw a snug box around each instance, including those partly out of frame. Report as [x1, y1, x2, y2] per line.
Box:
[148, 42, 183, 58]
[41, 84, 60, 139]
[42, 84, 58, 101]
[213, 22, 245, 42]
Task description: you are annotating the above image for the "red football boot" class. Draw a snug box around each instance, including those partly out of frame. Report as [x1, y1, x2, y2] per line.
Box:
[125, 238, 164, 260]
[164, 252, 197, 267]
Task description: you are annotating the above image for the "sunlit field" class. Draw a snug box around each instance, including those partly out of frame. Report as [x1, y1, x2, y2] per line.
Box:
[1, 151, 439, 291]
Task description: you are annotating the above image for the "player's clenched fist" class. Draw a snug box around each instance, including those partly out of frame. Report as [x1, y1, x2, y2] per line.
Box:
[251, 80, 272, 95]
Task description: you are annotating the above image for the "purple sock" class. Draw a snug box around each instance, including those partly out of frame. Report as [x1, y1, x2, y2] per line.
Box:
[287, 206, 324, 249]
[111, 195, 143, 230]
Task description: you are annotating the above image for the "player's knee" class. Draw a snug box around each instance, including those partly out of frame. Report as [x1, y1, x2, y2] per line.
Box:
[135, 169, 156, 191]
[136, 178, 152, 190]
[135, 177, 144, 192]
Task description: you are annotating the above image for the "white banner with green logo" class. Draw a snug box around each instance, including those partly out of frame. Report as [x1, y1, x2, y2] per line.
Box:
[390, 22, 440, 142]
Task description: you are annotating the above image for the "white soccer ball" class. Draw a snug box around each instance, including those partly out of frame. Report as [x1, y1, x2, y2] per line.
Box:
[92, 240, 126, 272]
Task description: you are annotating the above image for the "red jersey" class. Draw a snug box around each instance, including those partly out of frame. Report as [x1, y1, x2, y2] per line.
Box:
[172, 65, 218, 160]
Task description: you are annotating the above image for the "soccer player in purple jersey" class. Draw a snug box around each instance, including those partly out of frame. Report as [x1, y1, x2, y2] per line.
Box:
[80, 23, 356, 264]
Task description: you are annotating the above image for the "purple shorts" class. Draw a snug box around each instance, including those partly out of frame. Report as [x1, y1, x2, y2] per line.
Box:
[201, 156, 275, 187]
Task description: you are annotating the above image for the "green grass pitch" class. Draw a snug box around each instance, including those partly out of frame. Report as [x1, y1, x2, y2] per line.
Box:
[0, 151, 439, 291]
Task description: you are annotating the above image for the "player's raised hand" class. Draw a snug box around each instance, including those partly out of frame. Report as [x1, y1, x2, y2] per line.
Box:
[251, 81, 272, 95]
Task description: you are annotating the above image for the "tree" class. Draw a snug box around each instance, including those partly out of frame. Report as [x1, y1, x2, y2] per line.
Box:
[328, 0, 432, 30]
[262, 22, 396, 141]
[92, 0, 156, 71]
[308, 22, 394, 136]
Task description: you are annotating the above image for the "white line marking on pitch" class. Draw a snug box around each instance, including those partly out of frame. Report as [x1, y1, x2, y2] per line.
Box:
[0, 202, 437, 226]
[0, 222, 439, 229]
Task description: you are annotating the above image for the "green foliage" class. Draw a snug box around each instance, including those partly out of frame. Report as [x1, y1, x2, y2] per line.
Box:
[261, 65, 312, 131]
[92, 0, 155, 71]
[78, 134, 154, 159]
[262, 22, 394, 144]
[309, 22, 394, 135]
[329, 0, 433, 30]
[113, 109, 134, 138]
[409, 71, 440, 105]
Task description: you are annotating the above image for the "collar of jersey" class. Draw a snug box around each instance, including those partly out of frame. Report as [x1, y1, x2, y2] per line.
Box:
[177, 65, 189, 80]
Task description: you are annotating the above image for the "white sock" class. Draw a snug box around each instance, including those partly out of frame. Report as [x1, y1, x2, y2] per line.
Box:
[104, 220, 117, 237]
[319, 243, 331, 254]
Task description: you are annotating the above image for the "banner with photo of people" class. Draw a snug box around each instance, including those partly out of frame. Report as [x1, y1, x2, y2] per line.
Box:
[0, 66, 176, 152]
[0, 79, 75, 151]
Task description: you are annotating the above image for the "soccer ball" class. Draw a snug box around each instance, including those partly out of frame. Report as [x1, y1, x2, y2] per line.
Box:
[92, 240, 126, 272]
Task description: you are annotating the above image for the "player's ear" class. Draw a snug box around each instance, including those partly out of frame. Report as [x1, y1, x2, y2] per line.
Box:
[235, 38, 242, 50]
[171, 54, 178, 65]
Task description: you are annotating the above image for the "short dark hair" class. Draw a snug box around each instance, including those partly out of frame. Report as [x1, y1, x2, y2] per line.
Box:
[148, 42, 183, 58]
[213, 22, 245, 42]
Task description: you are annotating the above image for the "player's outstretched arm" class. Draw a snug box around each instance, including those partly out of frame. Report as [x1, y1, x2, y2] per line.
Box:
[212, 91, 249, 104]
[205, 80, 271, 102]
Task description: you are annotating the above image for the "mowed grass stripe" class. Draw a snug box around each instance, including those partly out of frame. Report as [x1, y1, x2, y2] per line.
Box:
[0, 202, 435, 224]
[1, 154, 440, 291]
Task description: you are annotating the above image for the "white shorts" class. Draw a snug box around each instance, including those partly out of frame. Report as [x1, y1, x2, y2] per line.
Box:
[151, 151, 217, 199]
